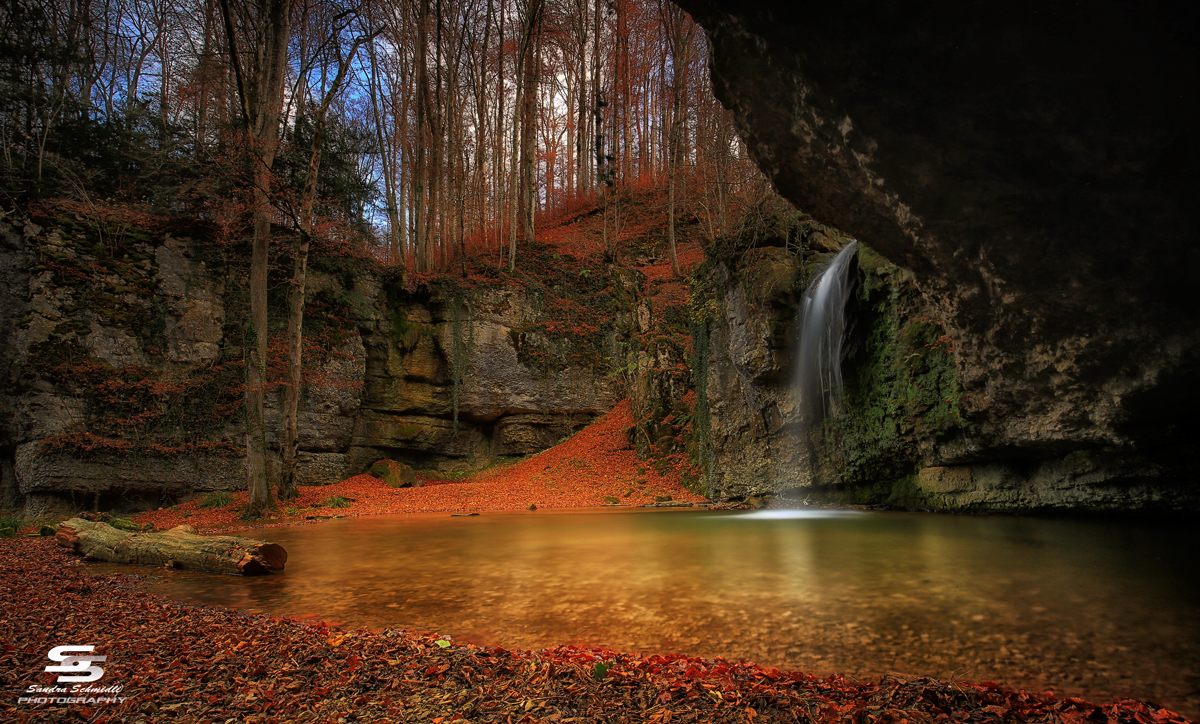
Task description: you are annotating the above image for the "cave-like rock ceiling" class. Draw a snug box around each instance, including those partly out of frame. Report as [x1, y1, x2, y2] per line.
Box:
[677, 0, 1199, 459]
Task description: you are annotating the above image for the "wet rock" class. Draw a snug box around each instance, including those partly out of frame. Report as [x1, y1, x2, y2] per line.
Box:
[677, 0, 1200, 509]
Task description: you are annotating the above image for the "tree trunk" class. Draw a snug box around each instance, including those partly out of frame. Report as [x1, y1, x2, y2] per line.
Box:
[279, 227, 308, 502]
[56, 518, 287, 576]
[246, 190, 272, 515]
[414, 0, 431, 271]
[665, 5, 695, 279]
[280, 25, 375, 502]
[219, 0, 293, 519]
[518, 0, 543, 248]
[507, 44, 523, 271]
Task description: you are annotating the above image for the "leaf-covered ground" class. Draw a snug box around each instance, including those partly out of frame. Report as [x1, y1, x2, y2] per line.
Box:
[1, 538, 1192, 724]
[130, 399, 707, 533]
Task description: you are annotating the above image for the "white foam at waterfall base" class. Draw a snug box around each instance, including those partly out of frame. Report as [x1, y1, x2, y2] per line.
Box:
[794, 240, 859, 431]
[726, 509, 864, 520]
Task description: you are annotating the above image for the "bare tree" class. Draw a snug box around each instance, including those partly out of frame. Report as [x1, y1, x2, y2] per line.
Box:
[661, 0, 693, 277]
[218, 0, 293, 517]
[278, 2, 379, 502]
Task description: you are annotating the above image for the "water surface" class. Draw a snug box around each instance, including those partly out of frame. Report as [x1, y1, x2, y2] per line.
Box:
[103, 508, 1200, 717]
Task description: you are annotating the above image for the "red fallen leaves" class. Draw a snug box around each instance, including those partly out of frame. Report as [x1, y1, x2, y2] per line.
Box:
[133, 399, 706, 533]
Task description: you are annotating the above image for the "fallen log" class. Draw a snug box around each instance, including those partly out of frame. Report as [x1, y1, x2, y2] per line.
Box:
[55, 517, 287, 575]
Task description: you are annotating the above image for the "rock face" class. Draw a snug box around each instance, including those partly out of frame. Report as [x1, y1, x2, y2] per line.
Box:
[0, 215, 624, 517]
[0, 215, 375, 517]
[679, 0, 1200, 509]
[697, 246, 807, 498]
[351, 285, 623, 472]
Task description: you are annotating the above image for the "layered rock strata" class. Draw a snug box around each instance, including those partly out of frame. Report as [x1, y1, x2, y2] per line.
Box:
[0, 217, 621, 517]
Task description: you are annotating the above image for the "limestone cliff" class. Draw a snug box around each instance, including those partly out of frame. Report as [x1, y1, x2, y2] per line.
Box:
[350, 283, 622, 473]
[0, 212, 624, 519]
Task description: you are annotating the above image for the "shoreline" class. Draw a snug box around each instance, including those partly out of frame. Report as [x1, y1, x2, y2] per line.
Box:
[2, 537, 1192, 723]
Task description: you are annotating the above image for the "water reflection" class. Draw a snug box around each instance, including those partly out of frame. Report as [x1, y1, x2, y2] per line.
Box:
[95, 508, 1200, 717]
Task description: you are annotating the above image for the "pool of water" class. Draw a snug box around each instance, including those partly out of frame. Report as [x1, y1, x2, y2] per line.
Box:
[100, 507, 1200, 717]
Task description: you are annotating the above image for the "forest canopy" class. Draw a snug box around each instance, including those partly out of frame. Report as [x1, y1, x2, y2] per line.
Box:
[0, 0, 768, 273]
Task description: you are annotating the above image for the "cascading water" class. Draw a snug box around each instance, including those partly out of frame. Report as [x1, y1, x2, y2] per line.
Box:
[794, 240, 859, 431]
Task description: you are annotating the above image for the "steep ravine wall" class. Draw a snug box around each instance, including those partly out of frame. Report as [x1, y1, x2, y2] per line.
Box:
[0, 216, 622, 519]
[676, 0, 1200, 510]
[698, 240, 1200, 511]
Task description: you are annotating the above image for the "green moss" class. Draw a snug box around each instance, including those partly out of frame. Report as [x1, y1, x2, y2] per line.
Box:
[390, 308, 429, 353]
[52, 318, 90, 336]
[806, 245, 968, 495]
[395, 424, 422, 440]
[109, 517, 141, 531]
[447, 294, 473, 434]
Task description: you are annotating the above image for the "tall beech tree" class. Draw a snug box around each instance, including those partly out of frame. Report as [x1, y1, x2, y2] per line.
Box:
[506, 0, 540, 271]
[661, 0, 694, 278]
[517, 0, 543, 257]
[278, 4, 379, 502]
[219, 0, 293, 517]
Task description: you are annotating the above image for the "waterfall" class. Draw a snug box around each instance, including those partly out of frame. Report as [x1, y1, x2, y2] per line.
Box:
[794, 240, 859, 429]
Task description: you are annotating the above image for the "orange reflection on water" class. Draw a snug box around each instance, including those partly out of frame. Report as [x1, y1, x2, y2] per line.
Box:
[99, 507, 1200, 718]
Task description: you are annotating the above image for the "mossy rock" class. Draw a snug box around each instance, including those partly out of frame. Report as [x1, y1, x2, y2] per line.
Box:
[654, 494, 673, 503]
[0, 527, 17, 538]
[603, 496, 620, 505]
[746, 497, 765, 509]
[372, 459, 420, 488]
[110, 518, 141, 532]
[38, 525, 57, 536]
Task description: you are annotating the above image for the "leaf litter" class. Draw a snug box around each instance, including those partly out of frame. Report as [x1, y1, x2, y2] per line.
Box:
[130, 399, 706, 535]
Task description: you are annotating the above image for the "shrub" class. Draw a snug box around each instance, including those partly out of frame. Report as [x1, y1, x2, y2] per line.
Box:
[324, 496, 350, 509]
